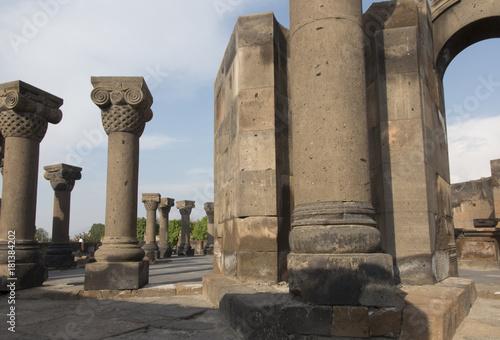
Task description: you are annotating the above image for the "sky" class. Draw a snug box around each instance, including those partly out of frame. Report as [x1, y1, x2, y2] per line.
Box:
[0, 0, 498, 237]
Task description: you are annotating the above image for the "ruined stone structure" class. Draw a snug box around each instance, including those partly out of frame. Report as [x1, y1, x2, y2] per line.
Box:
[43, 163, 82, 269]
[452, 159, 500, 268]
[204, 202, 214, 255]
[158, 197, 175, 258]
[0, 80, 63, 291]
[213, 0, 500, 288]
[208, 0, 499, 337]
[142, 193, 161, 263]
[85, 77, 153, 290]
[176, 200, 195, 256]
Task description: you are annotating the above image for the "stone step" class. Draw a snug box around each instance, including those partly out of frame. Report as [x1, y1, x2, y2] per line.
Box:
[203, 274, 477, 339]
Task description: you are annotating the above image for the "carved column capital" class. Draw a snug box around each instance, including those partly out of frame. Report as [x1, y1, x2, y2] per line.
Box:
[91, 77, 153, 137]
[0, 81, 63, 142]
[44, 163, 82, 192]
[158, 197, 175, 215]
[177, 200, 195, 216]
[142, 193, 161, 211]
[204, 202, 214, 216]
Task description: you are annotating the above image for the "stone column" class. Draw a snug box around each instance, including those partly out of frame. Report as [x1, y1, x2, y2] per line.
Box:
[85, 77, 153, 290]
[204, 202, 214, 255]
[176, 200, 195, 256]
[43, 164, 82, 269]
[158, 197, 175, 258]
[0, 80, 62, 291]
[142, 193, 160, 262]
[288, 0, 395, 306]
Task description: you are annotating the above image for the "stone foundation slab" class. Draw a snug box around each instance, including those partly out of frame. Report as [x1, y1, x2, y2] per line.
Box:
[0, 262, 48, 291]
[202, 274, 477, 339]
[288, 253, 396, 306]
[43, 254, 75, 269]
[84, 261, 149, 290]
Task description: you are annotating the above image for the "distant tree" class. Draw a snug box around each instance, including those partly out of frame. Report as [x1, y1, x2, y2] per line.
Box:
[88, 223, 105, 242]
[137, 217, 159, 241]
[168, 219, 182, 248]
[192, 216, 208, 241]
[137, 217, 146, 241]
[168, 219, 198, 248]
[35, 228, 50, 242]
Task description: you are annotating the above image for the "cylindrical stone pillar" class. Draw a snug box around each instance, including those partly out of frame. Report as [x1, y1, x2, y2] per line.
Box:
[0, 80, 63, 291]
[142, 193, 160, 262]
[203, 202, 214, 255]
[176, 200, 195, 256]
[43, 163, 82, 269]
[288, 0, 395, 306]
[158, 197, 175, 258]
[85, 77, 153, 291]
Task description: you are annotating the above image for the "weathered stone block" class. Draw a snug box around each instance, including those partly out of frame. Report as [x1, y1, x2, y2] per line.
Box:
[288, 253, 396, 306]
[238, 88, 276, 132]
[333, 306, 369, 338]
[381, 119, 425, 165]
[237, 12, 275, 48]
[378, 27, 419, 75]
[238, 130, 276, 172]
[381, 72, 422, 122]
[235, 169, 277, 217]
[369, 307, 402, 337]
[237, 251, 278, 282]
[280, 304, 333, 336]
[234, 216, 278, 252]
[84, 261, 148, 290]
[238, 44, 275, 90]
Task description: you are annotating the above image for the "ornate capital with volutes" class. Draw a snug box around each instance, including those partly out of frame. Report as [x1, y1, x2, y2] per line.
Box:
[90, 77, 153, 137]
[158, 197, 175, 215]
[0, 80, 63, 142]
[177, 200, 195, 216]
[44, 163, 82, 192]
[204, 202, 214, 216]
[142, 193, 161, 211]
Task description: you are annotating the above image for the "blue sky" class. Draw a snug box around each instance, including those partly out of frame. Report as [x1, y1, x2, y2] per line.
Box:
[0, 0, 498, 237]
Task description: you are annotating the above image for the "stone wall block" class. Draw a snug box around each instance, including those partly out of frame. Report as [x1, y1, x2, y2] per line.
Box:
[235, 170, 277, 218]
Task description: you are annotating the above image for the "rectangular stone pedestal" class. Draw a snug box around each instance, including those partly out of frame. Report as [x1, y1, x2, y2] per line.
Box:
[43, 254, 75, 269]
[84, 261, 149, 290]
[0, 262, 48, 291]
[288, 253, 396, 306]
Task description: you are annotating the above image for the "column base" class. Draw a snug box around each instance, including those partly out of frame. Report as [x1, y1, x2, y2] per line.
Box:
[288, 253, 395, 307]
[204, 244, 214, 255]
[158, 244, 172, 258]
[84, 260, 149, 290]
[178, 243, 194, 257]
[142, 243, 158, 263]
[43, 254, 75, 269]
[0, 262, 48, 291]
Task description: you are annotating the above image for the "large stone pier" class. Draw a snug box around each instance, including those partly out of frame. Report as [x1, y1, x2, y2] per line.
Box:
[85, 77, 153, 290]
[287, 0, 395, 306]
[43, 163, 82, 269]
[0, 80, 63, 290]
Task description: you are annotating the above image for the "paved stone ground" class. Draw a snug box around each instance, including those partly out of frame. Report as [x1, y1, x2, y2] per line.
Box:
[1, 256, 499, 339]
[453, 268, 500, 340]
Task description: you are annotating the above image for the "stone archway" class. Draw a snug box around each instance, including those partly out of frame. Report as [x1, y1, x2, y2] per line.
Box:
[432, 0, 500, 77]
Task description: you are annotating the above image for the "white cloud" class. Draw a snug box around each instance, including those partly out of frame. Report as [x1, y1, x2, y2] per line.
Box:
[448, 115, 500, 183]
[140, 135, 178, 150]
